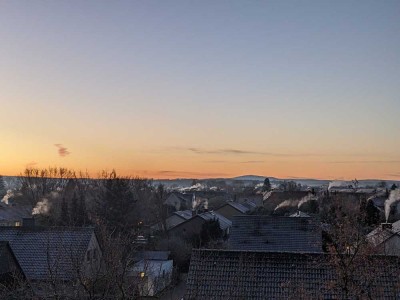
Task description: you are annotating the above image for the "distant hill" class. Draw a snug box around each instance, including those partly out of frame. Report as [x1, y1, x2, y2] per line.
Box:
[3, 175, 399, 190]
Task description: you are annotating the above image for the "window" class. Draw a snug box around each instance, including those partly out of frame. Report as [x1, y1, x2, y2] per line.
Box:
[93, 249, 97, 260]
[86, 250, 91, 261]
[140, 272, 145, 278]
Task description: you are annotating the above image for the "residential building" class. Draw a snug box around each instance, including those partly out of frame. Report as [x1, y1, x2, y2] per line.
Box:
[0, 202, 32, 227]
[0, 241, 25, 284]
[185, 249, 400, 299]
[128, 251, 173, 297]
[0, 220, 102, 283]
[215, 202, 252, 221]
[229, 215, 322, 252]
[168, 211, 232, 239]
[367, 221, 400, 255]
[151, 210, 192, 232]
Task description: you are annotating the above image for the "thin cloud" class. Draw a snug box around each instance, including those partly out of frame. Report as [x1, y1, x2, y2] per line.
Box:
[328, 160, 400, 164]
[204, 160, 265, 164]
[187, 147, 317, 157]
[386, 173, 400, 178]
[54, 144, 70, 157]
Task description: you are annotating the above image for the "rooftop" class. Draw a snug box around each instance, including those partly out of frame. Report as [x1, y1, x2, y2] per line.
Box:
[198, 211, 232, 231]
[173, 210, 193, 220]
[0, 226, 95, 281]
[186, 249, 400, 299]
[229, 215, 322, 252]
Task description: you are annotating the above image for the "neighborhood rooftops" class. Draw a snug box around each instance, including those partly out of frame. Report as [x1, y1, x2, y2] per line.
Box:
[173, 210, 192, 220]
[0, 226, 96, 281]
[229, 215, 322, 252]
[366, 220, 400, 248]
[186, 249, 400, 299]
[225, 202, 251, 214]
[197, 211, 232, 231]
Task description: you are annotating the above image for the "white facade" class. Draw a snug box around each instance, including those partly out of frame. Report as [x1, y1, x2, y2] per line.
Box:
[129, 259, 173, 296]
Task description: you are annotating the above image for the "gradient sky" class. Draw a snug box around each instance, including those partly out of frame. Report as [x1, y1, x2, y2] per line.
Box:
[1, 0, 400, 180]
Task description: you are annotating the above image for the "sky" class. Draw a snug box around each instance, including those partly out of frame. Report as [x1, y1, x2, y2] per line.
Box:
[1, 0, 400, 180]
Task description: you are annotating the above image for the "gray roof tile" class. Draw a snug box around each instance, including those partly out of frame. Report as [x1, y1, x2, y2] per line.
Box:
[0, 226, 94, 281]
[198, 212, 232, 231]
[186, 249, 400, 299]
[229, 215, 322, 252]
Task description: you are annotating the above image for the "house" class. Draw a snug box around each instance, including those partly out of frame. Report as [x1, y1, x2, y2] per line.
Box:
[151, 210, 193, 232]
[366, 221, 400, 255]
[164, 192, 193, 211]
[214, 202, 252, 221]
[0, 201, 32, 227]
[168, 211, 232, 239]
[165, 210, 193, 230]
[185, 249, 400, 299]
[128, 251, 173, 297]
[235, 194, 263, 207]
[0, 241, 25, 284]
[229, 215, 322, 252]
[0, 220, 102, 283]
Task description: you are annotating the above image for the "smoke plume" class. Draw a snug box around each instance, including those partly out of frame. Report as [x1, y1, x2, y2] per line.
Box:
[384, 189, 400, 222]
[274, 200, 299, 212]
[32, 198, 51, 215]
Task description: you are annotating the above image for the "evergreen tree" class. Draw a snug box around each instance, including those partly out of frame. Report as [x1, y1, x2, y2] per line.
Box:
[263, 178, 271, 192]
[391, 184, 398, 191]
[199, 219, 223, 246]
[364, 200, 380, 226]
[96, 171, 136, 233]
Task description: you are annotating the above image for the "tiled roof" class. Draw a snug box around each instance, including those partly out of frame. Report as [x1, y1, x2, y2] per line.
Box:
[0, 241, 23, 276]
[186, 249, 400, 299]
[366, 227, 395, 247]
[0, 226, 94, 281]
[134, 251, 170, 261]
[0, 203, 32, 223]
[198, 212, 232, 231]
[367, 222, 400, 247]
[392, 220, 400, 232]
[174, 210, 193, 220]
[229, 216, 322, 252]
[227, 202, 250, 214]
[175, 193, 193, 203]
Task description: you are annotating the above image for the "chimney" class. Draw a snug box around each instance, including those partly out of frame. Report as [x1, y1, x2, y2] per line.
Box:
[381, 223, 392, 230]
[22, 218, 35, 229]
